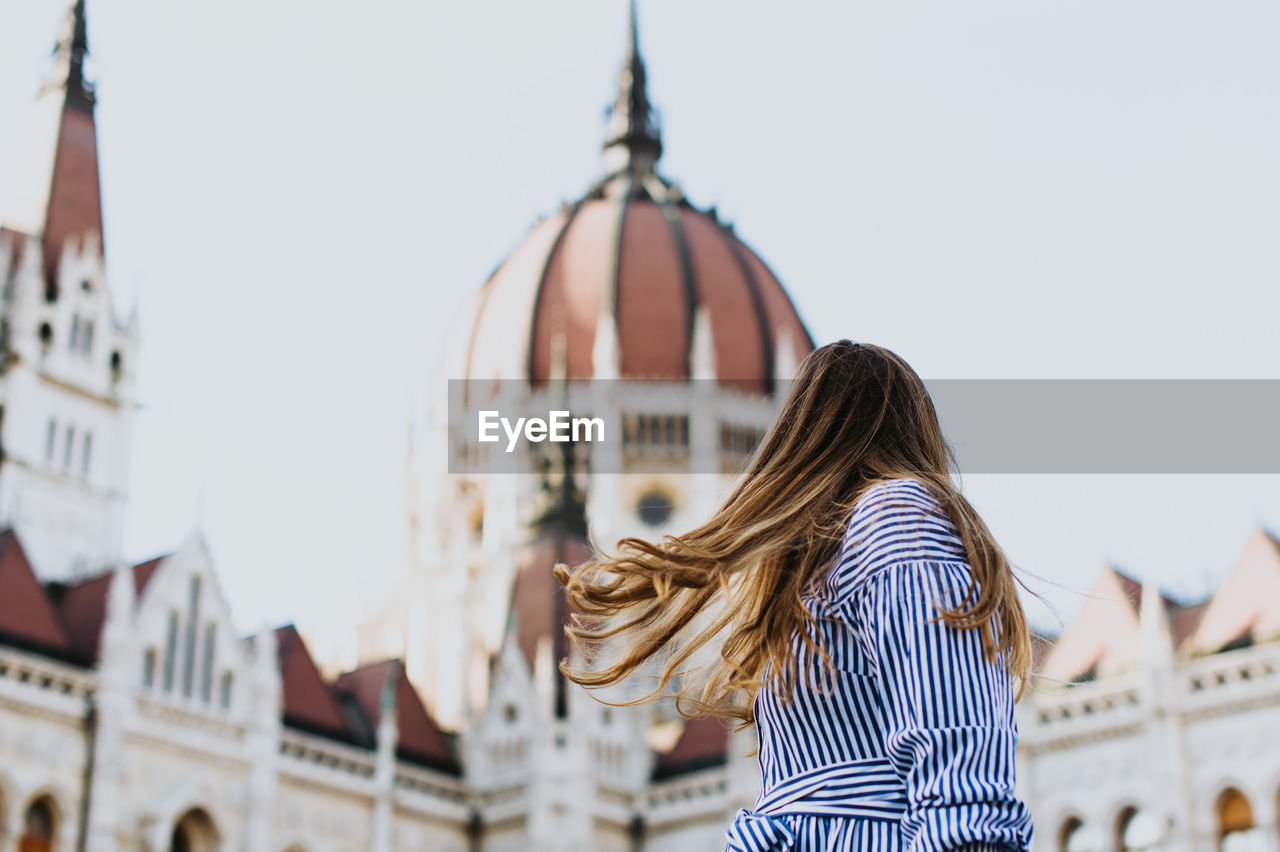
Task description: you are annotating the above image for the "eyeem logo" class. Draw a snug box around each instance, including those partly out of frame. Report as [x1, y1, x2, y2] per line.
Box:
[478, 410, 605, 453]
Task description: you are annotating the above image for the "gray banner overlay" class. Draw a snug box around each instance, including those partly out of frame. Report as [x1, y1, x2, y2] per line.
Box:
[445, 380, 1280, 475]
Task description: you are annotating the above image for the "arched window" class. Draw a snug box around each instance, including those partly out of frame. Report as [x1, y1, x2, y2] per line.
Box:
[19, 797, 56, 852]
[1059, 816, 1105, 852]
[1059, 816, 1084, 852]
[1217, 788, 1262, 852]
[170, 808, 219, 852]
[1116, 806, 1163, 852]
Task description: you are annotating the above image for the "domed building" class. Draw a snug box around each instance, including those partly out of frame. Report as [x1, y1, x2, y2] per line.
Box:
[370, 1, 814, 734]
[358, 5, 813, 847]
[461, 45, 812, 392]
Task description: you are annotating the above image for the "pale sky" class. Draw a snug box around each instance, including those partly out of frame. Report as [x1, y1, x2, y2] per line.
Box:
[1, 1, 1278, 663]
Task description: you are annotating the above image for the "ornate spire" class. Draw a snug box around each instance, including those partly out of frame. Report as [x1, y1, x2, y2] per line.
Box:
[53, 0, 95, 112]
[602, 0, 662, 176]
[42, 0, 104, 296]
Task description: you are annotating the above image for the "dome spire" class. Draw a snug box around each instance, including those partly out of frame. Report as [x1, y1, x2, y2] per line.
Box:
[602, 0, 663, 176]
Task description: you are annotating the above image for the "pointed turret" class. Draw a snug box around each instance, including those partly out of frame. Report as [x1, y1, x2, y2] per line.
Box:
[54, 0, 96, 111]
[42, 0, 105, 298]
[1139, 573, 1175, 672]
[602, 0, 663, 176]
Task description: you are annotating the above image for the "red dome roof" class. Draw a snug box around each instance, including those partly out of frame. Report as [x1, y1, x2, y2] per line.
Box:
[460, 6, 812, 394]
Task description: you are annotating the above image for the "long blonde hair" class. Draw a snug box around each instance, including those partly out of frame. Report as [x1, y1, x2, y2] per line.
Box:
[555, 340, 1030, 724]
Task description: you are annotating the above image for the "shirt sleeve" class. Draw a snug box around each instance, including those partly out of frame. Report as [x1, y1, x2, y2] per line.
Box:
[852, 560, 1034, 852]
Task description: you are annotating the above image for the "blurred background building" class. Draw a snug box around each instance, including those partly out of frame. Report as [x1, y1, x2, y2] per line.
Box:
[0, 2, 1277, 851]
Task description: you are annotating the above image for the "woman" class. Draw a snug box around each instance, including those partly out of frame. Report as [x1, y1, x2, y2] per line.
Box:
[556, 340, 1034, 851]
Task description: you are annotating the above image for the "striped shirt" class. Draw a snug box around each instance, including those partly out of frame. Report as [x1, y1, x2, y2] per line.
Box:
[727, 478, 1034, 852]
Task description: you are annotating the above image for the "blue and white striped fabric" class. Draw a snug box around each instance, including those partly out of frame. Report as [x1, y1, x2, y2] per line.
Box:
[727, 478, 1034, 852]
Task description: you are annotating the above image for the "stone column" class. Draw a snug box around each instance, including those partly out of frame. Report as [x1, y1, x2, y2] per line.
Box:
[85, 564, 135, 852]
[244, 628, 281, 852]
[1140, 578, 1196, 852]
[371, 669, 399, 852]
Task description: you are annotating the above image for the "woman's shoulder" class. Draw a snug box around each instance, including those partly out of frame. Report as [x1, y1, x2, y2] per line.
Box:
[827, 478, 968, 599]
[852, 477, 939, 514]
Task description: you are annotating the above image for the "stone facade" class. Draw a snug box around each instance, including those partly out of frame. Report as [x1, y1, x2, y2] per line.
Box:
[1021, 543, 1280, 852]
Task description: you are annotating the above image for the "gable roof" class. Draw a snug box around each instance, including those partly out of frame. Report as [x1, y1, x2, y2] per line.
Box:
[334, 660, 459, 775]
[49, 555, 165, 663]
[0, 530, 75, 659]
[1037, 564, 1209, 684]
[274, 624, 354, 742]
[0, 227, 31, 269]
[1183, 529, 1280, 655]
[1110, 566, 1207, 648]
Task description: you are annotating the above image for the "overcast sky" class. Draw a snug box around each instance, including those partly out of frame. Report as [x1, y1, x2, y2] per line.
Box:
[2, 1, 1278, 665]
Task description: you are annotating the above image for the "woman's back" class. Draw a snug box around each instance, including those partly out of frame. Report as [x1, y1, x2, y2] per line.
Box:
[733, 478, 1033, 852]
[556, 342, 1036, 852]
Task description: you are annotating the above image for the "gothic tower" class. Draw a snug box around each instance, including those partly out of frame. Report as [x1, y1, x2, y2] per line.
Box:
[0, 0, 139, 578]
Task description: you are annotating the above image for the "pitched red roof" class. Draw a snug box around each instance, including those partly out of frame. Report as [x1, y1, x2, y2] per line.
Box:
[511, 534, 592, 673]
[1183, 529, 1280, 654]
[506, 524, 595, 725]
[50, 555, 165, 663]
[0, 227, 31, 269]
[274, 624, 352, 741]
[653, 716, 730, 779]
[1110, 566, 1208, 647]
[1030, 630, 1056, 672]
[0, 531, 73, 657]
[41, 37, 104, 297]
[334, 660, 459, 774]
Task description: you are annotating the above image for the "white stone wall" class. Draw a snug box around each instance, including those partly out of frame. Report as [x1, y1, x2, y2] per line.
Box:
[0, 543, 471, 852]
[1020, 639, 1280, 852]
[0, 648, 93, 852]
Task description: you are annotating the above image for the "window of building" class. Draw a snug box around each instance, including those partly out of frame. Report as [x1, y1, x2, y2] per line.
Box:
[200, 623, 216, 703]
[1217, 789, 1258, 852]
[69, 314, 80, 350]
[1117, 806, 1162, 852]
[622, 413, 690, 448]
[182, 576, 202, 698]
[81, 432, 92, 476]
[635, 490, 674, 527]
[1059, 817, 1086, 852]
[719, 421, 765, 457]
[81, 318, 94, 353]
[163, 610, 179, 692]
[20, 797, 56, 852]
[169, 808, 218, 852]
[219, 672, 233, 709]
[63, 425, 75, 469]
[45, 418, 56, 461]
[142, 648, 156, 688]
